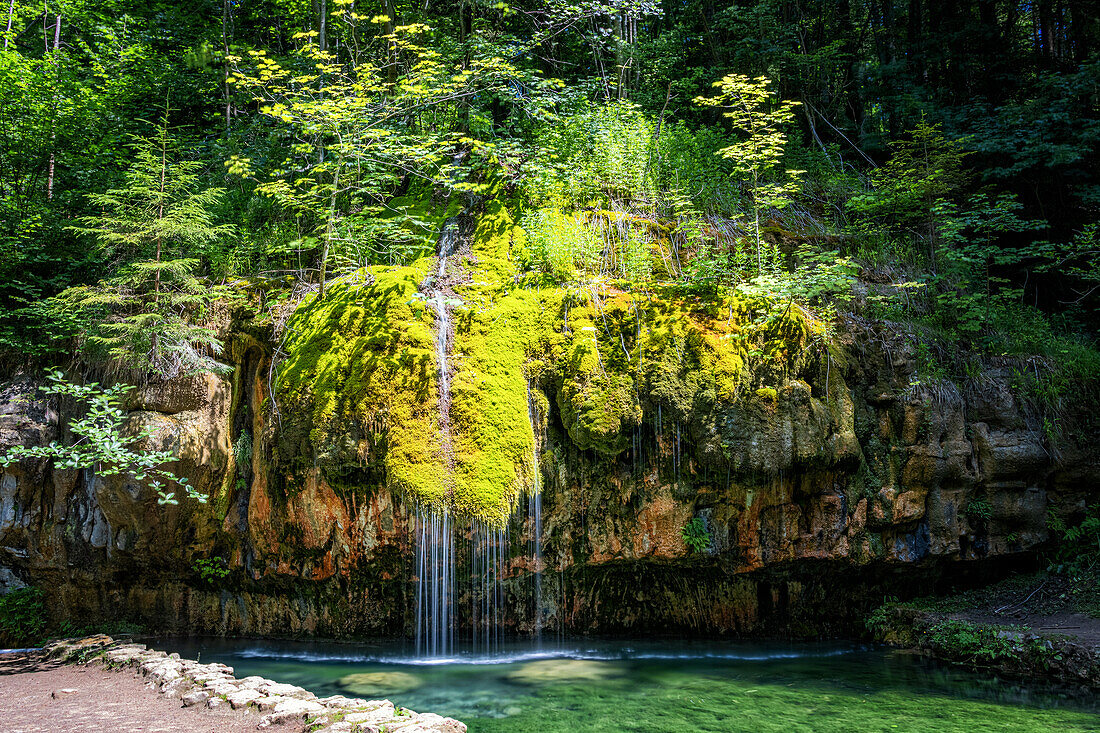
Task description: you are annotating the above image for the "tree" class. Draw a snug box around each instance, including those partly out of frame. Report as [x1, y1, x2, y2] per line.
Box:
[696, 74, 802, 273]
[64, 114, 233, 379]
[227, 25, 560, 293]
[847, 119, 971, 263]
[0, 370, 205, 505]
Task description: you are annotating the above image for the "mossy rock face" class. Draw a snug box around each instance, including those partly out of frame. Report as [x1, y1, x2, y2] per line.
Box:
[272, 195, 840, 522]
[274, 264, 447, 506]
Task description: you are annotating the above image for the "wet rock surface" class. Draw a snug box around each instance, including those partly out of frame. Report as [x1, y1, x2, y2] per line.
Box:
[0, 316, 1095, 638]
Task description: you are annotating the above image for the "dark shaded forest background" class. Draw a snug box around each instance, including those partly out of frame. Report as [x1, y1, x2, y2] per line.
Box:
[1, 0, 1098, 428]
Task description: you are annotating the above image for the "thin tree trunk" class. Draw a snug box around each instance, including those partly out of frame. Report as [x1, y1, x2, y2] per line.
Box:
[3, 0, 15, 49]
[45, 14, 60, 201]
[155, 121, 167, 301]
[222, 0, 232, 130]
[318, 161, 341, 300]
[384, 0, 397, 86]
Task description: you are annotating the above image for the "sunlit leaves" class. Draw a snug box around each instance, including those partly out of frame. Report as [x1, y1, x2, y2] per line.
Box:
[0, 370, 206, 506]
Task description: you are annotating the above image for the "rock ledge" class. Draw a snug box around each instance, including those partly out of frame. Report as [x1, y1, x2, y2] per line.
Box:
[45, 636, 466, 733]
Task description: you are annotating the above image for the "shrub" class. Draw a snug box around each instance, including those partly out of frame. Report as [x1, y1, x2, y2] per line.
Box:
[0, 587, 47, 647]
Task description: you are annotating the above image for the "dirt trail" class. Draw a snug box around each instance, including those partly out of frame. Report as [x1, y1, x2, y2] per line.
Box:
[0, 651, 288, 733]
[951, 610, 1100, 647]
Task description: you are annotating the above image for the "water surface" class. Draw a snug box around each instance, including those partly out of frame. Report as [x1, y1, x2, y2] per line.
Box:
[160, 637, 1100, 732]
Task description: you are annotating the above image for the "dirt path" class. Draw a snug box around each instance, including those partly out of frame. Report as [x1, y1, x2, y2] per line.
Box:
[951, 610, 1100, 647]
[0, 651, 289, 733]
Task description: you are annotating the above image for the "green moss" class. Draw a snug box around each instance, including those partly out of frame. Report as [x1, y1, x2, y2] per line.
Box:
[275, 264, 446, 506]
[272, 190, 834, 524]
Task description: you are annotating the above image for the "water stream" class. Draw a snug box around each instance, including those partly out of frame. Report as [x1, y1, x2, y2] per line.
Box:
[160, 637, 1099, 732]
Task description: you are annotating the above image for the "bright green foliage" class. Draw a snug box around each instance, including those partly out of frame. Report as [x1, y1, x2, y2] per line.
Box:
[1048, 506, 1100, 577]
[680, 517, 711, 553]
[519, 210, 603, 282]
[63, 120, 232, 379]
[697, 74, 802, 269]
[228, 32, 560, 292]
[847, 120, 971, 250]
[526, 101, 656, 209]
[192, 557, 231, 585]
[0, 371, 204, 505]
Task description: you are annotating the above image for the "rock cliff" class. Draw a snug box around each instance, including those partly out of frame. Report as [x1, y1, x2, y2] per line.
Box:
[0, 202, 1094, 640]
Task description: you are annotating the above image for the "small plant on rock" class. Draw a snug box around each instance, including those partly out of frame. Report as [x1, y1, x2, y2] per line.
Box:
[192, 557, 231, 585]
[0, 370, 205, 506]
[681, 517, 712, 554]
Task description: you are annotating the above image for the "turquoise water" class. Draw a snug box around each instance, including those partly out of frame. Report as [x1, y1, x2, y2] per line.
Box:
[161, 638, 1099, 731]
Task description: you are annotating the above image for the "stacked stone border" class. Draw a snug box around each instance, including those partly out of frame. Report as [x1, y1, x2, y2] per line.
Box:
[45, 635, 467, 733]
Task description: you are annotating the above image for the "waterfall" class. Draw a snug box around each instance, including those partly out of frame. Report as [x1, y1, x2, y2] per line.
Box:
[470, 520, 509, 654]
[432, 218, 458, 426]
[527, 384, 543, 641]
[433, 293, 449, 400]
[414, 509, 455, 657]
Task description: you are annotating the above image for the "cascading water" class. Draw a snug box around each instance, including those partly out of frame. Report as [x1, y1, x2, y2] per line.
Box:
[526, 383, 543, 641]
[413, 217, 461, 658]
[469, 520, 509, 654]
[414, 509, 455, 657]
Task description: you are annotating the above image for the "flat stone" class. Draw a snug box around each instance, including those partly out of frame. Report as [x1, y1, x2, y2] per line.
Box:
[237, 676, 268, 690]
[318, 694, 368, 709]
[313, 724, 357, 733]
[263, 682, 315, 700]
[161, 677, 195, 698]
[339, 671, 422, 696]
[206, 696, 227, 710]
[259, 698, 328, 725]
[506, 659, 621, 685]
[253, 695, 283, 712]
[227, 688, 263, 709]
[50, 688, 78, 699]
[344, 702, 396, 725]
[181, 690, 210, 707]
[206, 681, 240, 697]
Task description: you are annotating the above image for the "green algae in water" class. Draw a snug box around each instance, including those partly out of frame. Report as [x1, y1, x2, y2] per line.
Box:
[161, 639, 1100, 732]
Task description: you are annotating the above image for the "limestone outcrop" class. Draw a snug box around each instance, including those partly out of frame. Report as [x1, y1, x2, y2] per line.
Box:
[0, 258, 1094, 638]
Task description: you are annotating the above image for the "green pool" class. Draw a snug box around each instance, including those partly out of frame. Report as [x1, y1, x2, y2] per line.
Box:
[160, 638, 1099, 732]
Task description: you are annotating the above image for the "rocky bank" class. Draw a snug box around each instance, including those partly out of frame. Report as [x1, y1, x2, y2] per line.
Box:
[36, 635, 465, 732]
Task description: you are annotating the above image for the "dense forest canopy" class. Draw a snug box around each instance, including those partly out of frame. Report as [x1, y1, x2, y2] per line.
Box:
[1, 0, 1098, 437]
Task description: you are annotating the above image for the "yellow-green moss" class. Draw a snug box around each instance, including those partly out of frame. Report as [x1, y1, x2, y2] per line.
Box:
[271, 191, 832, 524]
[275, 264, 446, 505]
[449, 199, 563, 522]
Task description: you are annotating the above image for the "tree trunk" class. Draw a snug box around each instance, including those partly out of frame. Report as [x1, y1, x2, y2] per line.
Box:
[318, 161, 341, 301]
[45, 14, 60, 201]
[155, 121, 167, 301]
[222, 0, 232, 130]
[3, 0, 15, 50]
[384, 0, 397, 86]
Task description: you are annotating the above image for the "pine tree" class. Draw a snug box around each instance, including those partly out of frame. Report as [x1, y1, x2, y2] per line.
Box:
[64, 114, 233, 379]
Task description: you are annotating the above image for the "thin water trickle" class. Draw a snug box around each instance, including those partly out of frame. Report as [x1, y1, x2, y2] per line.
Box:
[526, 384, 543, 642]
[415, 509, 455, 658]
[470, 521, 509, 654]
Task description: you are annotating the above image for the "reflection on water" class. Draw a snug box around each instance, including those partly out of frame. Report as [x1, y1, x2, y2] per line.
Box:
[158, 637, 1100, 732]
